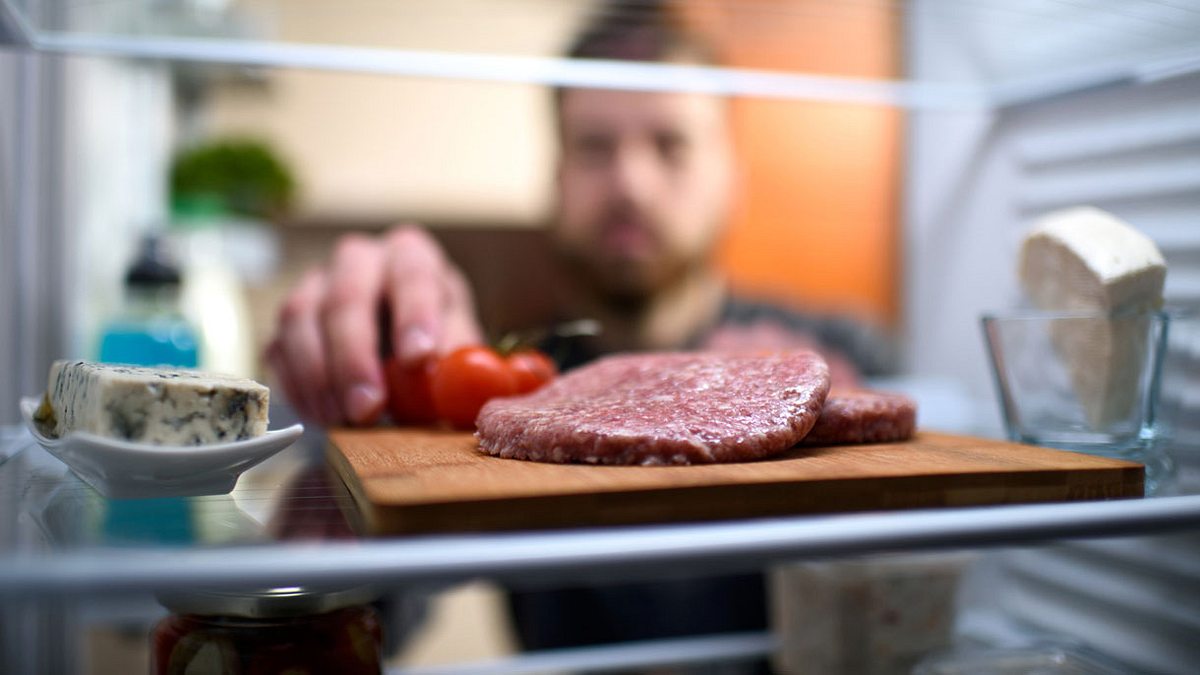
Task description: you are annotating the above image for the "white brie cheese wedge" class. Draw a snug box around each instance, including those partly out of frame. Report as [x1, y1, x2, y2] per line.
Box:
[39, 360, 270, 445]
[1019, 206, 1166, 313]
[1018, 207, 1166, 429]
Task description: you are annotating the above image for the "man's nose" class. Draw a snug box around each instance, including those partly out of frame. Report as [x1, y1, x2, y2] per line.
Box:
[609, 142, 662, 205]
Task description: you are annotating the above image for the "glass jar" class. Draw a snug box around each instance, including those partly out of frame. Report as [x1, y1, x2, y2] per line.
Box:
[152, 585, 382, 675]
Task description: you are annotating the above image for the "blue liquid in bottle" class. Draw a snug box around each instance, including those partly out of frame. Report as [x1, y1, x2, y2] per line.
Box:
[99, 315, 198, 367]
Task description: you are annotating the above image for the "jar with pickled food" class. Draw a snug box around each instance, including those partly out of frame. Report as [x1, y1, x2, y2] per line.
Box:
[152, 585, 382, 674]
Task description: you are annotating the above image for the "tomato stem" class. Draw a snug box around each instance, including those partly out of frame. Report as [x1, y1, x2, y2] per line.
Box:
[493, 319, 602, 356]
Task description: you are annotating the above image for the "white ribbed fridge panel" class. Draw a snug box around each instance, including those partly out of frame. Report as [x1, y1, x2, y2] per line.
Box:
[907, 2, 1200, 671]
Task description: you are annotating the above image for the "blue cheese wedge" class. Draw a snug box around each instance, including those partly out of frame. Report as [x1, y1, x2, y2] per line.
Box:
[39, 360, 270, 445]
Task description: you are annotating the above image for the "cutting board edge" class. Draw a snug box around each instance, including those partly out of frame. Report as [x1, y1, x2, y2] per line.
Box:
[356, 481, 1144, 536]
[347, 466, 1143, 535]
[348, 462, 1144, 507]
[324, 440, 385, 534]
[325, 428, 1146, 536]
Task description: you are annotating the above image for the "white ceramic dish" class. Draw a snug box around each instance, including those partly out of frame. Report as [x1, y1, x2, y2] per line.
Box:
[20, 397, 303, 499]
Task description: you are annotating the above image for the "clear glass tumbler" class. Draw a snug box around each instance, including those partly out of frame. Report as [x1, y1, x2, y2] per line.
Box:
[981, 310, 1170, 491]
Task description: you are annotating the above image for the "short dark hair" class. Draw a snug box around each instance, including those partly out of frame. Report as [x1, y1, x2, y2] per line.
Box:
[564, 0, 719, 65]
[554, 1, 721, 125]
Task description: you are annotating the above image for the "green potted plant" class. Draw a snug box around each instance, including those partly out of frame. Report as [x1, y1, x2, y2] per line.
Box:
[169, 138, 296, 223]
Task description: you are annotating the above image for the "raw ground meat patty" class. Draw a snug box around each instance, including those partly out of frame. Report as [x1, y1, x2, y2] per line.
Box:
[802, 389, 917, 445]
[476, 351, 831, 465]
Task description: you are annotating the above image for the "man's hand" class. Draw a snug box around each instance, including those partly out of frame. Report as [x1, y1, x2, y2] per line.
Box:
[266, 226, 484, 426]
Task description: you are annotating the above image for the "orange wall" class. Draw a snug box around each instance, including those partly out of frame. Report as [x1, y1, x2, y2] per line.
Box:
[687, 1, 902, 326]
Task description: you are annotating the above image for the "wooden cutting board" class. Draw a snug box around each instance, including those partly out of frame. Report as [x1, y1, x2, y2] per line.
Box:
[326, 429, 1143, 535]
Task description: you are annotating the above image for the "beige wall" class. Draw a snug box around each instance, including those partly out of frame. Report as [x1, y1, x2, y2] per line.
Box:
[206, 0, 587, 224]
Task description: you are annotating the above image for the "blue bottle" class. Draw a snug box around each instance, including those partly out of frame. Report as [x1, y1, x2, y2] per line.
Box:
[98, 234, 199, 368]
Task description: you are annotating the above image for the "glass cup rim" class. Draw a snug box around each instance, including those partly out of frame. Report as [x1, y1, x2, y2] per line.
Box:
[980, 308, 1174, 323]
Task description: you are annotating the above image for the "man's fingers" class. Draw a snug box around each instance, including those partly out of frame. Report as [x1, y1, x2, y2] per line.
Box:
[269, 225, 486, 427]
[439, 265, 485, 353]
[383, 227, 454, 363]
[272, 268, 336, 424]
[321, 235, 388, 425]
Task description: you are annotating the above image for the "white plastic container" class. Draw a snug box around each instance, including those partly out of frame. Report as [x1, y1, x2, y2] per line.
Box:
[770, 552, 976, 675]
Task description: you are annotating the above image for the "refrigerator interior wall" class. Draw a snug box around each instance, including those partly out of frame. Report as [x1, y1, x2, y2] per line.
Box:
[0, 50, 170, 427]
[0, 55, 17, 426]
[906, 3, 1200, 672]
[904, 0, 1200, 434]
[957, 533, 1200, 674]
[0, 49, 71, 428]
[63, 57, 175, 368]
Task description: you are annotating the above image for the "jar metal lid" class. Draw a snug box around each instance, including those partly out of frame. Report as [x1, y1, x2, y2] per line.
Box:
[156, 584, 378, 619]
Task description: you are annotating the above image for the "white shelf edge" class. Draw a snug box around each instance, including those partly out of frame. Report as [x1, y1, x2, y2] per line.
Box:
[2, 494, 1199, 597]
[29, 30, 990, 109]
[5, 1, 1200, 110]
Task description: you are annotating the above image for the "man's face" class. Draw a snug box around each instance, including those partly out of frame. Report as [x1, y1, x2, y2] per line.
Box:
[552, 88, 735, 303]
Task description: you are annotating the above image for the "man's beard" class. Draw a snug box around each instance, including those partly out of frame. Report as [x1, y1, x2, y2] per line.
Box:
[572, 255, 690, 315]
[556, 223, 709, 317]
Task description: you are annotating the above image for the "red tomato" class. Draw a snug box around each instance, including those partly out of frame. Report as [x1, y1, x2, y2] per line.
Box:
[431, 346, 519, 429]
[384, 357, 438, 426]
[507, 350, 557, 394]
